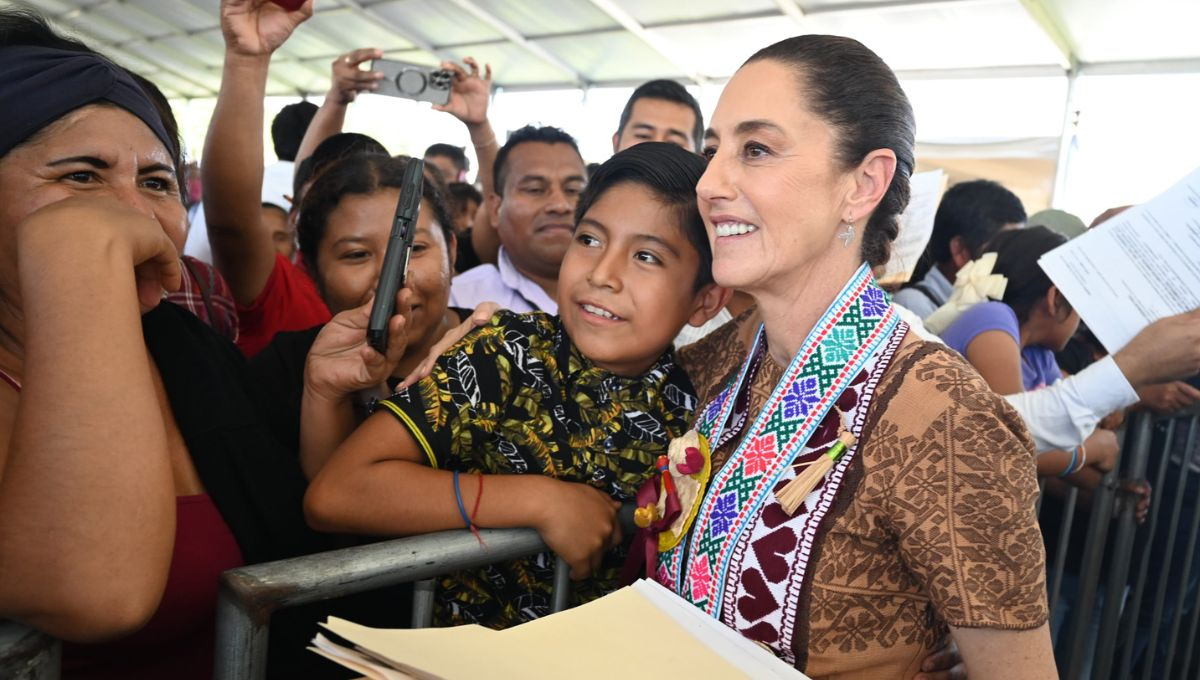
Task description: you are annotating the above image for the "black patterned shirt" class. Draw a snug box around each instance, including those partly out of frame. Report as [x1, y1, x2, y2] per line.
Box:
[378, 310, 696, 628]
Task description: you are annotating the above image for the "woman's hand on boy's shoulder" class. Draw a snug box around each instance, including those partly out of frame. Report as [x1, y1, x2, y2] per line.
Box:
[397, 301, 500, 389]
[533, 478, 622, 580]
[305, 290, 411, 402]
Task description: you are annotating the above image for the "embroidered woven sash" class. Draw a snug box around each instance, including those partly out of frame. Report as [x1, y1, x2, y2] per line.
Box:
[657, 264, 906, 664]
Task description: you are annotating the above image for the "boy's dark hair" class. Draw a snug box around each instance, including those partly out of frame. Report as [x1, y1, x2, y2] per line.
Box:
[292, 132, 388, 202]
[616, 79, 704, 153]
[424, 143, 469, 174]
[271, 101, 318, 162]
[986, 225, 1067, 324]
[748, 35, 914, 269]
[574, 141, 712, 291]
[493, 125, 582, 193]
[907, 179, 1026, 284]
[298, 155, 455, 282]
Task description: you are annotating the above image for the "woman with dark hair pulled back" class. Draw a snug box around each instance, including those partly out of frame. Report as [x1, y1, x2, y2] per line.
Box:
[663, 34, 1055, 677]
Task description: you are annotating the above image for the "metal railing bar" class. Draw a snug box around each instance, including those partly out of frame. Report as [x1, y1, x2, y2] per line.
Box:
[1048, 485, 1078, 621]
[1162, 418, 1200, 678]
[1118, 416, 1177, 678]
[1178, 421, 1200, 679]
[1142, 421, 1193, 680]
[410, 580, 436, 629]
[551, 558, 571, 614]
[1093, 415, 1153, 677]
[215, 505, 637, 679]
[214, 527, 548, 680]
[0, 621, 60, 680]
[1063, 465, 1119, 679]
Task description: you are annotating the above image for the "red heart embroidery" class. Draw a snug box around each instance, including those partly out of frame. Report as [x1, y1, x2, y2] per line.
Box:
[744, 621, 780, 645]
[752, 526, 798, 582]
[737, 567, 780, 622]
[761, 497, 793, 529]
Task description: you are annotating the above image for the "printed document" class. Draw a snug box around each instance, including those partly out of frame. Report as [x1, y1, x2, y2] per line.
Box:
[1040, 167, 1200, 353]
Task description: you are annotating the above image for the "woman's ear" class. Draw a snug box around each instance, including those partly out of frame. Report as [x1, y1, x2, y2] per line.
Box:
[687, 283, 734, 328]
[844, 149, 897, 221]
[446, 231, 458, 272]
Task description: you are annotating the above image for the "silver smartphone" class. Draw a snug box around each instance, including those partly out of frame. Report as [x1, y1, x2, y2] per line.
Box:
[371, 58, 452, 106]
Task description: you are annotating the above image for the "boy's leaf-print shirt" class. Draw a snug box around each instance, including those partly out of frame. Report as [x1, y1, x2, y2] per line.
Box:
[378, 310, 696, 628]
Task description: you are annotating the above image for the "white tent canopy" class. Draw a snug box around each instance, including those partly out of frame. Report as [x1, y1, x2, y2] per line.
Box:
[10, 0, 1200, 96]
[8, 0, 1200, 221]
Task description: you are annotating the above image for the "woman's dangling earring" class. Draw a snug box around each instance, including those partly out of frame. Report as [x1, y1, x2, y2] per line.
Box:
[837, 218, 855, 247]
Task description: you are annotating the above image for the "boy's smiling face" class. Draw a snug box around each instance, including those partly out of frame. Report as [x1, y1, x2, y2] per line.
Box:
[557, 182, 713, 377]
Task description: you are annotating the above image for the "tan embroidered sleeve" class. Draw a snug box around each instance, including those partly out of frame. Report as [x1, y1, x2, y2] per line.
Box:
[871, 345, 1049, 630]
[676, 306, 759, 408]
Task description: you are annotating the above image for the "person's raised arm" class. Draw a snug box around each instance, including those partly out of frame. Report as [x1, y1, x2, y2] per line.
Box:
[432, 57, 502, 264]
[203, 0, 312, 305]
[293, 47, 383, 169]
[0, 198, 181, 641]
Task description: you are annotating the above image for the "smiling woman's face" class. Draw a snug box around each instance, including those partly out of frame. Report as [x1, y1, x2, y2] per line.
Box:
[313, 190, 454, 357]
[696, 60, 858, 297]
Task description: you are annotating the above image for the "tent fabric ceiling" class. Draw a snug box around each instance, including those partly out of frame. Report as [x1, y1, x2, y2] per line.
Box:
[6, 0, 1199, 100]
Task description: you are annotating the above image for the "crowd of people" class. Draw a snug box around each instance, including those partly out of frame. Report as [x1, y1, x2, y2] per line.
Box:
[2, 1, 1199, 678]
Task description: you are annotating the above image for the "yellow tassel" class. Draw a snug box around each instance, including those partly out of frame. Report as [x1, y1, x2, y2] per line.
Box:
[775, 430, 856, 515]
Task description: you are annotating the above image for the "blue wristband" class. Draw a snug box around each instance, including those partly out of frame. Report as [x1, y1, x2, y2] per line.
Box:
[1058, 447, 1079, 478]
[453, 470, 472, 529]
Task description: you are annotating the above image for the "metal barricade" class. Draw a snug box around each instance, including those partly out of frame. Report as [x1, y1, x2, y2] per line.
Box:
[214, 507, 636, 680]
[1045, 410, 1200, 679]
[0, 620, 60, 680]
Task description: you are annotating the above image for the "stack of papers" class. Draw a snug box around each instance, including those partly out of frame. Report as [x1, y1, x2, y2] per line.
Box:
[311, 579, 808, 679]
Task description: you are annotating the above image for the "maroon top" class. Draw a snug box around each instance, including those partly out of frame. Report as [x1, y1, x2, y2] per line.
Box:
[61, 494, 244, 679]
[0, 367, 246, 678]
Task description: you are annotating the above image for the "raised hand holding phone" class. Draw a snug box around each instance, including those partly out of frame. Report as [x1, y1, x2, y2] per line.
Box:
[368, 160, 424, 353]
[221, 0, 313, 57]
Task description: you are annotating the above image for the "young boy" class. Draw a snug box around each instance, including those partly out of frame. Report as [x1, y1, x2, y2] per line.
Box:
[304, 142, 729, 628]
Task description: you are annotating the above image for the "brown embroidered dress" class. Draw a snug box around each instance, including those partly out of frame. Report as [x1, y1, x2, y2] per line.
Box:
[677, 309, 1049, 679]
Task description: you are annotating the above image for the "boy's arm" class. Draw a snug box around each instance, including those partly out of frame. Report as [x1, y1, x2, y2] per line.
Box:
[304, 413, 621, 578]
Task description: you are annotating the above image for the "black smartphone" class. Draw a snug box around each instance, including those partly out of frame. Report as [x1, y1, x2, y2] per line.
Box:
[367, 161, 424, 354]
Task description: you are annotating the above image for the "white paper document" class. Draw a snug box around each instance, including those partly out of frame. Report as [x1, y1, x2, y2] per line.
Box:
[1039, 167, 1200, 353]
[883, 169, 946, 283]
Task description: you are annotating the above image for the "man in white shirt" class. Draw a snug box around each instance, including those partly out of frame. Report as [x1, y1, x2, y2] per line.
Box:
[450, 125, 587, 313]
